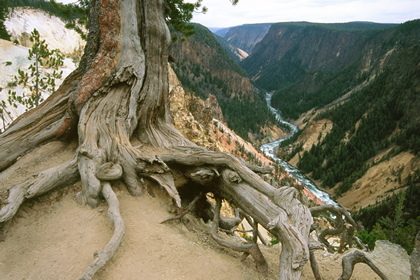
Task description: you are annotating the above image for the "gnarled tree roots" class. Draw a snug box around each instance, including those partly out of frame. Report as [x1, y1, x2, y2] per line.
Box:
[0, 145, 313, 279]
[0, 145, 389, 280]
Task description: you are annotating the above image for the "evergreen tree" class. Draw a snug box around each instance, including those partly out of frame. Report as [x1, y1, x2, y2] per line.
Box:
[0, 0, 11, 40]
[1, 28, 64, 131]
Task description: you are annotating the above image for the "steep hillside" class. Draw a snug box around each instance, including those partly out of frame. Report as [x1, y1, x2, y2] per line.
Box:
[214, 34, 249, 62]
[0, 5, 416, 279]
[215, 23, 272, 54]
[271, 20, 420, 253]
[278, 20, 419, 194]
[170, 23, 278, 141]
[0, 7, 85, 130]
[241, 21, 396, 94]
[238, 20, 419, 201]
[5, 7, 85, 58]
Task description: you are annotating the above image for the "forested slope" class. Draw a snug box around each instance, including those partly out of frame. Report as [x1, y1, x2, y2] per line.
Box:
[273, 20, 420, 253]
[170, 23, 277, 140]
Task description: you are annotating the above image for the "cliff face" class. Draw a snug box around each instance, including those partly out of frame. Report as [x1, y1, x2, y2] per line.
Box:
[168, 65, 272, 168]
[216, 23, 272, 54]
[170, 23, 280, 142]
[171, 23, 254, 101]
[168, 65, 220, 150]
[240, 22, 396, 91]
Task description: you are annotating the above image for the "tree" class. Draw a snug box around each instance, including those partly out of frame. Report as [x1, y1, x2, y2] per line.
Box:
[0, 1, 384, 280]
[0, 0, 10, 41]
[0, 29, 63, 131]
[1, 28, 64, 131]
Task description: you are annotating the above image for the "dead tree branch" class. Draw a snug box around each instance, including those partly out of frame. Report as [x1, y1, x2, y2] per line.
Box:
[78, 182, 125, 280]
[338, 250, 388, 280]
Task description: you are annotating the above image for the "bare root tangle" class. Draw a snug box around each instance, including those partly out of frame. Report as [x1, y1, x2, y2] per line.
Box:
[310, 204, 358, 253]
[211, 197, 269, 275]
[0, 0, 361, 279]
[308, 205, 388, 280]
[160, 192, 204, 224]
[78, 182, 125, 280]
[237, 209, 269, 246]
[353, 236, 368, 251]
[160, 148, 313, 280]
[338, 250, 388, 280]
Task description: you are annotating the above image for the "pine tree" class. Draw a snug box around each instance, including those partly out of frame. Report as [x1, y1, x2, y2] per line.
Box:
[0, 0, 11, 41]
[1, 28, 64, 131]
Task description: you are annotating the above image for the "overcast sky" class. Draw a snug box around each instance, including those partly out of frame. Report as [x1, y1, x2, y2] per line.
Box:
[57, 0, 419, 28]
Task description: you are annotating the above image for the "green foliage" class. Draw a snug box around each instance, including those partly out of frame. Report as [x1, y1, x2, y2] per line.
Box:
[0, 0, 11, 40]
[189, 24, 248, 77]
[268, 231, 279, 246]
[0, 97, 13, 132]
[166, 0, 207, 39]
[218, 93, 276, 141]
[1, 28, 63, 131]
[294, 28, 420, 193]
[355, 189, 420, 254]
[271, 65, 360, 120]
[271, 21, 397, 32]
[356, 225, 387, 250]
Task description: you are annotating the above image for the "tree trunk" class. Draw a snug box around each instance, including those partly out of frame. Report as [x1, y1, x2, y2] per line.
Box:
[0, 0, 314, 279]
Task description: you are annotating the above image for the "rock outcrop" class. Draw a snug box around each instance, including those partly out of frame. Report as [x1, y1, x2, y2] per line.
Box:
[367, 240, 412, 280]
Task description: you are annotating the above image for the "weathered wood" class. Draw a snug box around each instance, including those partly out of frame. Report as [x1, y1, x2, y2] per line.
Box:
[78, 183, 125, 280]
[309, 249, 322, 280]
[0, 159, 79, 223]
[0, 1, 331, 279]
[160, 148, 277, 198]
[310, 204, 358, 253]
[95, 162, 123, 181]
[239, 210, 270, 246]
[353, 236, 368, 251]
[161, 149, 313, 280]
[161, 192, 204, 224]
[338, 250, 388, 280]
[211, 197, 269, 275]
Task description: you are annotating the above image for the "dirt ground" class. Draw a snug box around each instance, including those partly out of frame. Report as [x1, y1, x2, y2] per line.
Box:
[0, 142, 409, 280]
[1, 185, 392, 280]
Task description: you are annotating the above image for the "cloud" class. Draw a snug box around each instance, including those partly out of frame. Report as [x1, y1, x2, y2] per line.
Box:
[192, 0, 419, 27]
[54, 0, 419, 27]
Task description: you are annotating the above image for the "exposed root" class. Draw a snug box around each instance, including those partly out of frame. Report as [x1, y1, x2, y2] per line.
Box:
[339, 250, 388, 280]
[309, 249, 322, 280]
[95, 162, 123, 181]
[161, 148, 312, 279]
[160, 147, 277, 198]
[308, 205, 386, 280]
[310, 205, 358, 253]
[308, 234, 324, 280]
[211, 197, 269, 275]
[0, 159, 79, 224]
[78, 182, 125, 280]
[160, 192, 204, 223]
[238, 209, 270, 246]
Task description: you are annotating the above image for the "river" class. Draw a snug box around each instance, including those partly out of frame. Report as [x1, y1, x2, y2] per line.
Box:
[259, 93, 339, 206]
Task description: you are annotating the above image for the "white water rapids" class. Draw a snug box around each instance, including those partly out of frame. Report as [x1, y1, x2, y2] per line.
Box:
[260, 93, 339, 206]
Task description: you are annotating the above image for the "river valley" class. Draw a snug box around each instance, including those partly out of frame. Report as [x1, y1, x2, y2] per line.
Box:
[260, 93, 338, 206]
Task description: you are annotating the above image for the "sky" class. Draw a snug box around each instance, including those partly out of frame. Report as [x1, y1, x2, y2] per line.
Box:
[57, 0, 419, 28]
